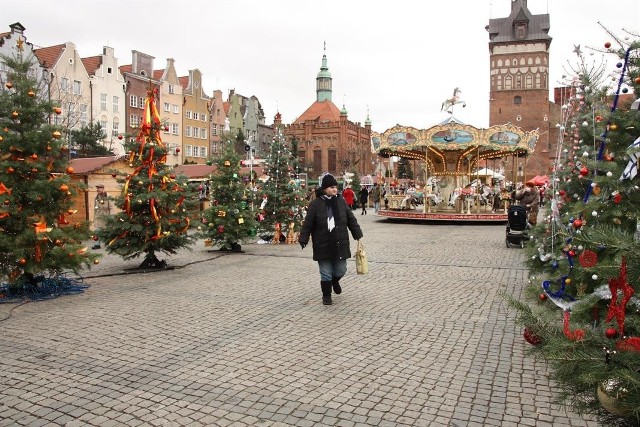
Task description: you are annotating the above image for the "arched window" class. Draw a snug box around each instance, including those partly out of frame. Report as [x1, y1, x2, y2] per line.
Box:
[505, 75, 513, 90]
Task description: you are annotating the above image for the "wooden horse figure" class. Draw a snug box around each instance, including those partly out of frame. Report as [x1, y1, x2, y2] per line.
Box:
[441, 87, 466, 114]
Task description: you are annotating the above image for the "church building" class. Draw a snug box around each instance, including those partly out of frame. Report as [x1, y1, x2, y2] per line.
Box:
[277, 49, 374, 180]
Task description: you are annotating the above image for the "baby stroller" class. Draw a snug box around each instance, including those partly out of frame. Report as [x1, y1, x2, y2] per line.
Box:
[505, 204, 528, 248]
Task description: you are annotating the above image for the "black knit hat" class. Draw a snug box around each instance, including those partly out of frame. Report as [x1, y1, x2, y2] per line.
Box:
[321, 174, 339, 190]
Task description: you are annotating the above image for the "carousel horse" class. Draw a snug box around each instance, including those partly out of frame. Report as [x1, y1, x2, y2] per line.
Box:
[441, 87, 466, 114]
[425, 177, 443, 206]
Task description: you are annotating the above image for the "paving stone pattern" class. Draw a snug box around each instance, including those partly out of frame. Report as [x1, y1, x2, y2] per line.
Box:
[0, 214, 598, 426]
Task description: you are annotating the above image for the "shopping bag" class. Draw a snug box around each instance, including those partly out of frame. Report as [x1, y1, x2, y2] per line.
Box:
[355, 240, 368, 275]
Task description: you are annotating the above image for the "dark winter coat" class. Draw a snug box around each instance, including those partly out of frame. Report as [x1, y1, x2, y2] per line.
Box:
[359, 188, 369, 204]
[299, 194, 363, 262]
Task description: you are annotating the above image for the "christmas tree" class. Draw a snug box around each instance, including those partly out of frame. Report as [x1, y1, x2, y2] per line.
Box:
[0, 48, 97, 292]
[200, 140, 256, 252]
[96, 87, 197, 268]
[506, 30, 640, 426]
[258, 128, 307, 243]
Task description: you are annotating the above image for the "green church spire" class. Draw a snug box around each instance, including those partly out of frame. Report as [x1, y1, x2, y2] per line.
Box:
[316, 42, 332, 102]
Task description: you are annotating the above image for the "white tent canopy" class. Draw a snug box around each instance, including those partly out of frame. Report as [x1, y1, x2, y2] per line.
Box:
[472, 167, 504, 179]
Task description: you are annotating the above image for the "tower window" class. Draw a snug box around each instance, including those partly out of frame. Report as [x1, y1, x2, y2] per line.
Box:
[514, 96, 522, 105]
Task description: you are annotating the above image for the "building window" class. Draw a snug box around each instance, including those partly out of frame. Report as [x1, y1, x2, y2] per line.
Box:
[100, 93, 107, 111]
[516, 74, 522, 89]
[60, 77, 69, 92]
[139, 96, 144, 108]
[171, 123, 178, 135]
[199, 146, 207, 158]
[100, 116, 107, 133]
[164, 102, 170, 112]
[201, 114, 207, 122]
[113, 96, 119, 112]
[72, 80, 81, 95]
[130, 95, 138, 108]
[328, 150, 337, 173]
[168, 84, 174, 94]
[505, 75, 512, 90]
[185, 125, 192, 137]
[514, 96, 522, 105]
[112, 118, 119, 137]
[80, 104, 87, 126]
[193, 112, 199, 121]
[130, 114, 138, 127]
[525, 74, 532, 89]
[201, 128, 207, 139]
[193, 127, 199, 138]
[173, 104, 179, 114]
[313, 149, 322, 174]
[186, 110, 192, 119]
[212, 124, 217, 136]
[185, 145, 193, 157]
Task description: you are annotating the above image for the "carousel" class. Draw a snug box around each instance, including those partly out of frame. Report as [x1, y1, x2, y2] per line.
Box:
[372, 117, 538, 222]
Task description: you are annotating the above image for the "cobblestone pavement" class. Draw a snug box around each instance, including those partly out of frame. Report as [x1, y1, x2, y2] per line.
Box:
[0, 213, 598, 426]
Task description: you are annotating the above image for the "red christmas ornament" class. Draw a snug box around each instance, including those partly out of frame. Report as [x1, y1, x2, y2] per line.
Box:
[523, 328, 543, 345]
[613, 193, 622, 204]
[604, 42, 612, 48]
[118, 135, 123, 140]
[572, 218, 583, 229]
[605, 328, 618, 339]
[217, 225, 224, 234]
[579, 167, 588, 177]
[111, 173, 117, 178]
[578, 250, 598, 267]
[559, 190, 566, 196]
[92, 235, 99, 241]
[539, 293, 548, 301]
[175, 147, 181, 153]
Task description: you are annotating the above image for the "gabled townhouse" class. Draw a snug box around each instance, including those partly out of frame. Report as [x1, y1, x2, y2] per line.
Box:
[0, 23, 47, 99]
[34, 41, 92, 150]
[119, 51, 160, 144]
[208, 89, 226, 158]
[80, 47, 127, 155]
[154, 58, 183, 166]
[225, 90, 268, 157]
[180, 69, 210, 164]
[226, 89, 245, 142]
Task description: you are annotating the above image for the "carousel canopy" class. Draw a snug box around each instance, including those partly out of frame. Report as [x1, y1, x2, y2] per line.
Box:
[372, 122, 538, 176]
[473, 167, 504, 179]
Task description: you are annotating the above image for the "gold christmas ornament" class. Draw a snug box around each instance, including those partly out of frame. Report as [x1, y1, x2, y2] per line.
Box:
[11, 111, 19, 118]
[52, 131, 62, 139]
[5, 82, 13, 89]
[597, 379, 632, 416]
[238, 218, 244, 224]
[217, 210, 226, 217]
[27, 90, 35, 97]
[93, 259, 100, 265]
[224, 160, 231, 166]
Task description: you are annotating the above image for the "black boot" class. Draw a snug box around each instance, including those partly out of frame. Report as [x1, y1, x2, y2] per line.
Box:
[332, 277, 342, 294]
[321, 281, 332, 305]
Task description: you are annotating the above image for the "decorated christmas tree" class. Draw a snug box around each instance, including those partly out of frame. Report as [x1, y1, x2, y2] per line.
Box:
[0, 49, 97, 293]
[200, 140, 256, 252]
[506, 31, 640, 426]
[96, 87, 197, 268]
[258, 128, 307, 243]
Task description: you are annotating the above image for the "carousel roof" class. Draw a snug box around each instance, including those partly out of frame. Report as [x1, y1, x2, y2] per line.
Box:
[372, 121, 538, 176]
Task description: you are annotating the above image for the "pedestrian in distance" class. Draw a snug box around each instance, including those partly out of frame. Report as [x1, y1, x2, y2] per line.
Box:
[92, 184, 111, 249]
[298, 173, 363, 305]
[359, 186, 369, 215]
[342, 185, 356, 210]
[515, 181, 540, 226]
[371, 183, 381, 213]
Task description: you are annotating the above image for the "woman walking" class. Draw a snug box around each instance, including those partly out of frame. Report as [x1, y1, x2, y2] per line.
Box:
[359, 186, 369, 215]
[299, 174, 363, 305]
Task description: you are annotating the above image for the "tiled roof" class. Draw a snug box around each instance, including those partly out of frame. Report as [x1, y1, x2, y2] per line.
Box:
[81, 55, 102, 75]
[179, 76, 189, 90]
[153, 69, 164, 80]
[69, 156, 122, 174]
[119, 64, 132, 74]
[293, 100, 341, 124]
[33, 44, 65, 68]
[487, 0, 551, 44]
[223, 102, 230, 115]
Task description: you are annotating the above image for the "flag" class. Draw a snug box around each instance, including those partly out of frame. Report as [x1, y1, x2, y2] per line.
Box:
[620, 136, 640, 180]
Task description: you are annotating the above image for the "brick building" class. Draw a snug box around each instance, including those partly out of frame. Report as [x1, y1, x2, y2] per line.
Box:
[280, 50, 373, 179]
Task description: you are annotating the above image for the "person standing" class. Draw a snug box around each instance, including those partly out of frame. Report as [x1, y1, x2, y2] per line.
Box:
[342, 185, 355, 210]
[92, 184, 111, 249]
[371, 183, 381, 213]
[359, 186, 369, 215]
[515, 181, 540, 225]
[299, 174, 363, 305]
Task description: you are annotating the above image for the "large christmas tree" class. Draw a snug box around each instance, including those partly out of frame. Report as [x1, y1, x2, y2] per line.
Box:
[507, 31, 640, 426]
[200, 140, 256, 252]
[96, 87, 197, 268]
[258, 128, 307, 243]
[0, 48, 97, 291]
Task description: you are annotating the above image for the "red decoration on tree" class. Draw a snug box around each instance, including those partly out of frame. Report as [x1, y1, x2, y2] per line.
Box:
[523, 328, 543, 345]
[563, 310, 585, 341]
[539, 293, 548, 301]
[118, 135, 123, 140]
[605, 257, 635, 334]
[579, 167, 588, 177]
[605, 328, 618, 339]
[612, 192, 622, 204]
[578, 250, 597, 267]
[616, 337, 640, 353]
[572, 218, 583, 229]
[217, 225, 224, 234]
[604, 42, 612, 48]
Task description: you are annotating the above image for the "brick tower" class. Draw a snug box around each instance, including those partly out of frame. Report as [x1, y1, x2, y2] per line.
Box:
[487, 0, 559, 179]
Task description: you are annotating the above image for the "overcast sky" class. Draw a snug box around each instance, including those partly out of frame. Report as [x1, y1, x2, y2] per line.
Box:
[1, 0, 638, 132]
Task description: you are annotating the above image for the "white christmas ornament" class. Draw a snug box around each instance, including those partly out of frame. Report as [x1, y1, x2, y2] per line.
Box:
[592, 211, 598, 217]
[592, 274, 598, 280]
[607, 171, 613, 177]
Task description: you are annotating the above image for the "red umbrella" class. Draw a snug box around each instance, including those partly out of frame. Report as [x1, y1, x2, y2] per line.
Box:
[530, 175, 549, 186]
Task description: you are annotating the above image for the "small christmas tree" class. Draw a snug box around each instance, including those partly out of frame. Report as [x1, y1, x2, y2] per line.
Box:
[258, 128, 307, 243]
[97, 87, 197, 268]
[0, 49, 97, 292]
[506, 29, 640, 426]
[200, 140, 256, 251]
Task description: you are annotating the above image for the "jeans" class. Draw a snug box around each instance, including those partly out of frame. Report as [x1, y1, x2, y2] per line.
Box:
[318, 259, 347, 281]
[373, 201, 380, 212]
